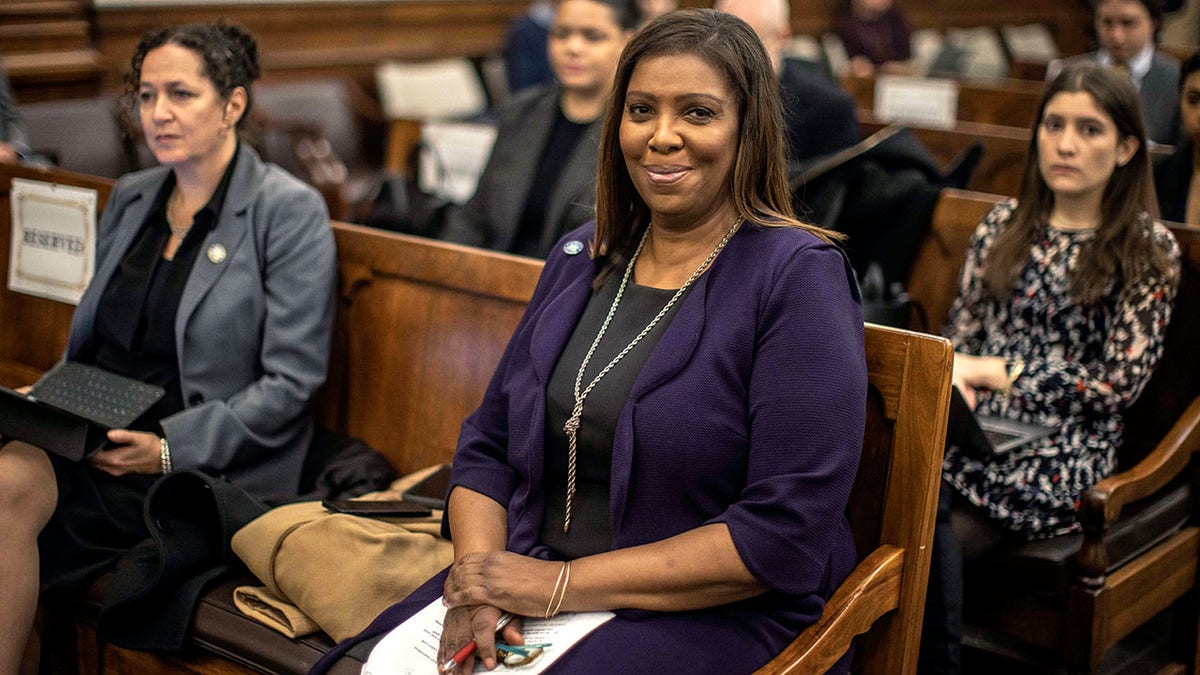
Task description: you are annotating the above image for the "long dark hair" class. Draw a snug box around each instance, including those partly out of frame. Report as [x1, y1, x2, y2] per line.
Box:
[121, 22, 261, 133]
[983, 61, 1170, 305]
[592, 8, 834, 279]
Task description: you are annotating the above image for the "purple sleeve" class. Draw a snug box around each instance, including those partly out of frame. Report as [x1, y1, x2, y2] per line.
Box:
[710, 243, 867, 596]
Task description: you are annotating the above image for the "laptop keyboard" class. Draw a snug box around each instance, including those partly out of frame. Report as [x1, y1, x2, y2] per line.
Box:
[29, 362, 166, 429]
[984, 428, 1023, 448]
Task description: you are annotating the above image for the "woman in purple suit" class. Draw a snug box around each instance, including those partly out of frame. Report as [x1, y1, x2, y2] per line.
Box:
[314, 10, 866, 674]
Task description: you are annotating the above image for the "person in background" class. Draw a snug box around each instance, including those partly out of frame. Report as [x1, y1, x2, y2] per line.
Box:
[504, 0, 561, 94]
[313, 10, 865, 675]
[0, 23, 336, 672]
[0, 64, 29, 163]
[1048, 0, 1180, 145]
[835, 0, 913, 76]
[439, 0, 636, 257]
[633, 0, 676, 26]
[1154, 51, 1200, 224]
[716, 0, 859, 166]
[920, 62, 1180, 674]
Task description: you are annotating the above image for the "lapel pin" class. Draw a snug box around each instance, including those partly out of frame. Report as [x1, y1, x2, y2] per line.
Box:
[562, 240, 584, 256]
[207, 243, 227, 264]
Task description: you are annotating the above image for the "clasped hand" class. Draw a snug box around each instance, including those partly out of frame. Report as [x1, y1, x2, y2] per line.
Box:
[89, 429, 163, 476]
[438, 552, 562, 670]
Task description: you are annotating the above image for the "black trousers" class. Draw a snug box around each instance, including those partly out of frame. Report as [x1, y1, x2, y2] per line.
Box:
[920, 479, 1016, 674]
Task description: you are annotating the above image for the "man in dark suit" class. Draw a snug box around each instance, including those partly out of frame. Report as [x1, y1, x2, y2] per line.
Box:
[1048, 0, 1179, 145]
[716, 0, 859, 167]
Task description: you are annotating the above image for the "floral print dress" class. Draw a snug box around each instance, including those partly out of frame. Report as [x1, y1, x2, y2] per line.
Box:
[942, 200, 1180, 537]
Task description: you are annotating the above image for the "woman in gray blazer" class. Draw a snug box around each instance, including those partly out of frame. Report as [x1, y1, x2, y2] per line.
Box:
[0, 23, 335, 671]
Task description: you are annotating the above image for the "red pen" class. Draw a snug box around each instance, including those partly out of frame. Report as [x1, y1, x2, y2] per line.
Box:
[440, 612, 515, 673]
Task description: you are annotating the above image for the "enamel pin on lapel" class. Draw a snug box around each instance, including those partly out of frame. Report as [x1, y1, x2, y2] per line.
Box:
[207, 243, 227, 264]
[563, 240, 584, 255]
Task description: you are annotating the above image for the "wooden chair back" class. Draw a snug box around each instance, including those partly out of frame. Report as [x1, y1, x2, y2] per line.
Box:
[904, 188, 997, 335]
[757, 324, 952, 675]
[1119, 225, 1200, 472]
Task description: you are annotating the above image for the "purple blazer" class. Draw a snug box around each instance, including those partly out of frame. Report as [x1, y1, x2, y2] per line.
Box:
[444, 221, 867, 670]
[314, 221, 867, 674]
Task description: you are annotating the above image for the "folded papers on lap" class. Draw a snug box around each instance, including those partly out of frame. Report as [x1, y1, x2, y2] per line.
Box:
[363, 597, 614, 675]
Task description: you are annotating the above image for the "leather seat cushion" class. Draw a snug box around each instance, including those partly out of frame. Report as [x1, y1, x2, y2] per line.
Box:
[966, 481, 1193, 597]
[85, 573, 362, 675]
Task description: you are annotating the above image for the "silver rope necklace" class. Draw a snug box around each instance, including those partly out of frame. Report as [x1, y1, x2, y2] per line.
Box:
[561, 215, 743, 532]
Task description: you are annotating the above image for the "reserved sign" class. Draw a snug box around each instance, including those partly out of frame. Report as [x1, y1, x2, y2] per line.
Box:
[8, 178, 97, 305]
[874, 75, 960, 130]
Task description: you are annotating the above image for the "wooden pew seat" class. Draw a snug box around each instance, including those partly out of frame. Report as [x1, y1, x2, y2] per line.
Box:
[3, 157, 1195, 673]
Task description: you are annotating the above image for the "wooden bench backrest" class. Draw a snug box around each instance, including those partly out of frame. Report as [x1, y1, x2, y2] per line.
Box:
[1121, 226, 1200, 468]
[851, 324, 952, 673]
[318, 225, 540, 473]
[842, 74, 1045, 129]
[905, 188, 997, 335]
[859, 114, 1031, 198]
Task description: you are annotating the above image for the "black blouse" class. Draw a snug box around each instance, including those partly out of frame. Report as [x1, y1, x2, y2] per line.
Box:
[90, 146, 239, 431]
[511, 105, 590, 258]
[540, 269, 691, 559]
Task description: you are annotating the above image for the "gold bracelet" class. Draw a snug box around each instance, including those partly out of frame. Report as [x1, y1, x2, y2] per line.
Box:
[545, 561, 567, 619]
[1000, 357, 1025, 396]
[549, 561, 571, 618]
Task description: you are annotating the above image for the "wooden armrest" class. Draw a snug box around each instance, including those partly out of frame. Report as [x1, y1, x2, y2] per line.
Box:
[1074, 395, 1200, 586]
[753, 545, 904, 675]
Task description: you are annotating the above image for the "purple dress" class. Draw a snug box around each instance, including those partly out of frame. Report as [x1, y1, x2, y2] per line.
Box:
[313, 221, 867, 674]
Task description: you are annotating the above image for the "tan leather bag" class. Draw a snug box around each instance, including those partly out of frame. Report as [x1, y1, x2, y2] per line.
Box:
[231, 469, 453, 642]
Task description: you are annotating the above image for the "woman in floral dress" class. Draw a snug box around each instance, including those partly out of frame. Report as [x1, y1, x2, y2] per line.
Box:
[920, 61, 1182, 674]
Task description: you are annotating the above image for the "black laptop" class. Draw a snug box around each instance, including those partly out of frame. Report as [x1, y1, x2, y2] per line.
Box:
[949, 386, 1058, 460]
[0, 362, 165, 461]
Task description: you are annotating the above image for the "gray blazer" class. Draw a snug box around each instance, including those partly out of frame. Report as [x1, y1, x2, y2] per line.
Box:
[0, 65, 28, 148]
[66, 145, 337, 497]
[1051, 50, 1180, 145]
[439, 85, 600, 257]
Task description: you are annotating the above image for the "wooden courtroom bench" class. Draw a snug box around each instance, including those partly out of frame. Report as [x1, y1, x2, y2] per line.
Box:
[0, 161, 952, 674]
[2, 161, 1193, 672]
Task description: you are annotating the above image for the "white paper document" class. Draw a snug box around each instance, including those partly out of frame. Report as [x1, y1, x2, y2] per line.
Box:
[362, 598, 613, 675]
[8, 178, 97, 305]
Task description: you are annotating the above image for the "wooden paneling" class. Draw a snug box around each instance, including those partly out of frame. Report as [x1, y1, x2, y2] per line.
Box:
[93, 1, 529, 92]
[85, 0, 1090, 97]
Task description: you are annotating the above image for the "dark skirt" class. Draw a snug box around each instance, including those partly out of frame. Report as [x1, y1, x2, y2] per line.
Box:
[38, 452, 157, 589]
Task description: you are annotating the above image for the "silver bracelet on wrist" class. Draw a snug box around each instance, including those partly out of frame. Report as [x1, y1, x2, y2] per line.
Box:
[159, 436, 173, 475]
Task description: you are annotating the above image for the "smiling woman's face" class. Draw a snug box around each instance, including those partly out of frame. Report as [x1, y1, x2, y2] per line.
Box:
[619, 52, 740, 230]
